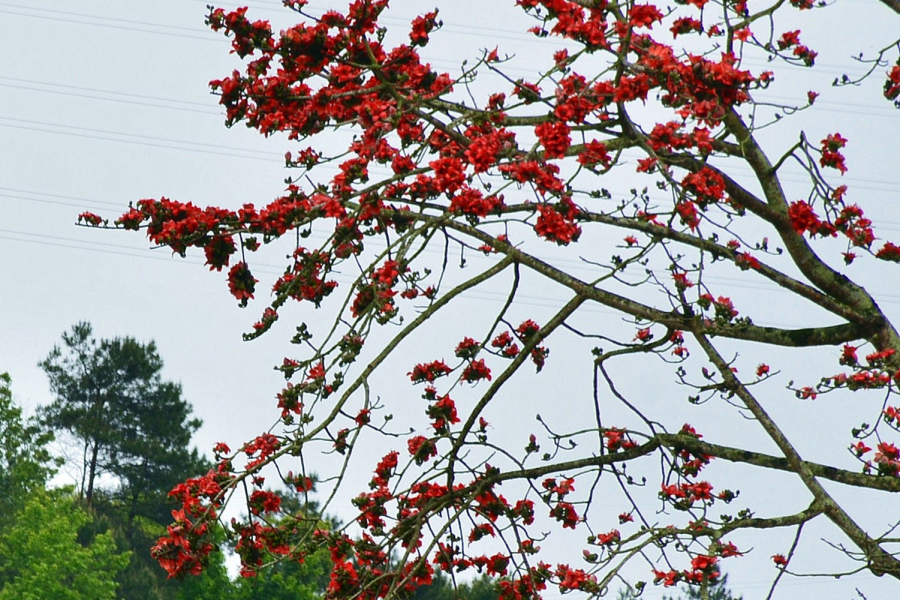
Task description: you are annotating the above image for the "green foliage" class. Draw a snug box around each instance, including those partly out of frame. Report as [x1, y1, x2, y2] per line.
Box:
[111, 518, 236, 600]
[666, 574, 743, 600]
[0, 490, 130, 600]
[170, 540, 235, 600]
[39, 322, 211, 600]
[0, 373, 57, 533]
[232, 558, 330, 600]
[39, 321, 206, 509]
[410, 570, 498, 600]
[233, 491, 334, 600]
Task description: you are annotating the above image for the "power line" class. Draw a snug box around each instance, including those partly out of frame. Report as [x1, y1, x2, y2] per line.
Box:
[0, 115, 279, 157]
[0, 193, 124, 213]
[2, 107, 898, 196]
[0, 6, 222, 43]
[4, 0, 885, 81]
[0, 229, 287, 276]
[9, 172, 900, 230]
[4, 226, 896, 331]
[0, 117, 283, 162]
[0, 186, 127, 210]
[189, 0, 885, 77]
[0, 75, 214, 108]
[12, 183, 900, 309]
[5, 217, 900, 321]
[0, 2, 209, 33]
[4, 67, 897, 122]
[0, 81, 219, 116]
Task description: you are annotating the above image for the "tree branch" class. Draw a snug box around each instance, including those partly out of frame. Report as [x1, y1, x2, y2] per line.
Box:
[482, 432, 900, 494]
[656, 434, 900, 493]
[438, 217, 868, 347]
[694, 332, 900, 578]
[879, 0, 900, 14]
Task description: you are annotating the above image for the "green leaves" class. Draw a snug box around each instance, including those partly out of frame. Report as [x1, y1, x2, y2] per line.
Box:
[0, 491, 129, 600]
[0, 373, 57, 532]
[38, 321, 206, 510]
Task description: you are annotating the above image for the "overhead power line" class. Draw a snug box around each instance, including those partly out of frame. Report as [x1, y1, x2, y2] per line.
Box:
[0, 115, 279, 157]
[2, 0, 887, 79]
[4, 224, 900, 330]
[0, 75, 213, 108]
[0, 5, 222, 42]
[188, 0, 887, 77]
[2, 70, 897, 122]
[0, 81, 219, 116]
[0, 116, 284, 162]
[0, 2, 209, 33]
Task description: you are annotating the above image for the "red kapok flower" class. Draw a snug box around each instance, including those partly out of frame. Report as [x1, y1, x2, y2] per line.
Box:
[227, 262, 257, 307]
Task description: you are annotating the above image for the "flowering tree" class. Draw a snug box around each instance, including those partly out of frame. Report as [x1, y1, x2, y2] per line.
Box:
[81, 0, 900, 596]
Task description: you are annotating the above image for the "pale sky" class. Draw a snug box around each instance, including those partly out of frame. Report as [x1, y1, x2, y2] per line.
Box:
[2, 1, 899, 598]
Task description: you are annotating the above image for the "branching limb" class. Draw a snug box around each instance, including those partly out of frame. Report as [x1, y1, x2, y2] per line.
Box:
[693, 331, 900, 578]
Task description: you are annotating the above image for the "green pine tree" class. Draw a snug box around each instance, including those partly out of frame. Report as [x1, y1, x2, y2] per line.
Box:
[39, 323, 211, 600]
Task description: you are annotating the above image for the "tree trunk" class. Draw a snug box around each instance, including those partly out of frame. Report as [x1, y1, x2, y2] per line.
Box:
[85, 439, 100, 508]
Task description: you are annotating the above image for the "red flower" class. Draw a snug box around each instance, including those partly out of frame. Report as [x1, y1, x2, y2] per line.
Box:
[371, 451, 398, 487]
[409, 11, 438, 46]
[886, 62, 900, 101]
[628, 4, 664, 28]
[455, 337, 481, 359]
[820, 134, 848, 173]
[409, 360, 452, 383]
[652, 569, 680, 587]
[535, 202, 581, 245]
[513, 80, 542, 103]
[407, 435, 437, 464]
[461, 359, 492, 383]
[675, 200, 700, 230]
[634, 327, 652, 342]
[516, 320, 541, 339]
[793, 45, 818, 66]
[670, 17, 702, 37]
[840, 345, 858, 366]
[876, 242, 900, 262]
[636, 157, 658, 173]
[777, 30, 801, 49]
[691, 554, 717, 571]
[549, 501, 580, 529]
[227, 262, 257, 307]
[534, 121, 571, 159]
[355, 409, 371, 427]
[852, 441, 871, 457]
[78, 211, 104, 226]
[427, 395, 460, 433]
[577, 140, 611, 169]
[682, 168, 725, 205]
[492, 331, 513, 349]
[735, 252, 760, 270]
[787, 200, 834, 236]
[248, 490, 282, 515]
[672, 272, 693, 290]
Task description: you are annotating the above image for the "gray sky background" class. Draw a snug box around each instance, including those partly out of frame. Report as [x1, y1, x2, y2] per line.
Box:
[2, 1, 899, 598]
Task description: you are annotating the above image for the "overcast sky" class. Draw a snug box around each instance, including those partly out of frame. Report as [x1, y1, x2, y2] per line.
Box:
[2, 1, 899, 597]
